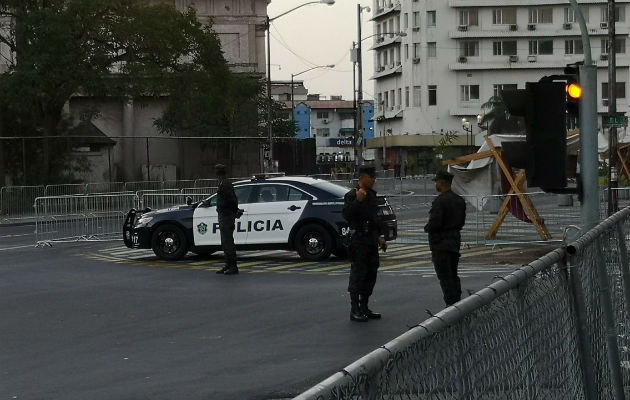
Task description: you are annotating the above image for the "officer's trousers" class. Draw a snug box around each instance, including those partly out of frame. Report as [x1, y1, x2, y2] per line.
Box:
[431, 250, 461, 305]
[348, 242, 380, 296]
[218, 213, 237, 268]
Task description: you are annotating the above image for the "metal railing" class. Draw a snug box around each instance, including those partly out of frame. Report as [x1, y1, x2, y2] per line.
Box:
[295, 207, 630, 400]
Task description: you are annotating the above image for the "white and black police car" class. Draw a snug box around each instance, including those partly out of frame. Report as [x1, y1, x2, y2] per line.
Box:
[123, 176, 397, 261]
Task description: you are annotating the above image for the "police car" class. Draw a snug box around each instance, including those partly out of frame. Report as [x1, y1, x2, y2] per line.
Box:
[122, 176, 397, 261]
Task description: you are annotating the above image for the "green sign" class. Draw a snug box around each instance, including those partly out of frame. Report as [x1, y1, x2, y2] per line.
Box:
[603, 115, 628, 128]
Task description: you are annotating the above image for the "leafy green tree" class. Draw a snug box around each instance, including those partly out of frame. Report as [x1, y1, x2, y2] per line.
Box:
[0, 0, 264, 184]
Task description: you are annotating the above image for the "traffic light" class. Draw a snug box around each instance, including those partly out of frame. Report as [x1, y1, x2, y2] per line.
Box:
[564, 64, 582, 117]
[501, 81, 567, 190]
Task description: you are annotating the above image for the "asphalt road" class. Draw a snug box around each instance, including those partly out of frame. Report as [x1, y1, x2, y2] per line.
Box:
[0, 238, 546, 400]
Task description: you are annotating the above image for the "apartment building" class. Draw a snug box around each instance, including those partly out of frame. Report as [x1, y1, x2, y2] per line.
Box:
[369, 0, 629, 174]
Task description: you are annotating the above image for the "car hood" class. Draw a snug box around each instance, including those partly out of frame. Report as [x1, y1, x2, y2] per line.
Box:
[141, 204, 195, 217]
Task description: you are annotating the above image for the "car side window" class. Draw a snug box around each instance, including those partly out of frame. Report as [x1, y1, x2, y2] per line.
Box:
[235, 186, 254, 204]
[208, 195, 217, 207]
[257, 185, 279, 203]
[288, 187, 311, 201]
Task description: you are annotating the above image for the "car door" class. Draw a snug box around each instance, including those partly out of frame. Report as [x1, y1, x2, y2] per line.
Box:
[245, 184, 311, 245]
[192, 185, 254, 246]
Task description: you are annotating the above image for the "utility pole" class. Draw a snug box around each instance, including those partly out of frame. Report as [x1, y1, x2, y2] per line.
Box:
[607, 0, 619, 215]
[355, 3, 364, 167]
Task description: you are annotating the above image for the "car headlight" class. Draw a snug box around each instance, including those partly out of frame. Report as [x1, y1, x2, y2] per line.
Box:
[135, 216, 153, 228]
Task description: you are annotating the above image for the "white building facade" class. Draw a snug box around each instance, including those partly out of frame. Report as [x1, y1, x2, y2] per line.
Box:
[369, 0, 630, 174]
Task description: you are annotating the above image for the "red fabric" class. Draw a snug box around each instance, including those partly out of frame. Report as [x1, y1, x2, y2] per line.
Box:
[500, 170, 533, 223]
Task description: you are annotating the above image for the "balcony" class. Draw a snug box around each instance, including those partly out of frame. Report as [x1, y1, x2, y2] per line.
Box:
[449, 56, 630, 71]
[371, 1, 401, 21]
[448, 0, 629, 6]
[371, 34, 404, 50]
[371, 64, 403, 80]
[449, 24, 628, 39]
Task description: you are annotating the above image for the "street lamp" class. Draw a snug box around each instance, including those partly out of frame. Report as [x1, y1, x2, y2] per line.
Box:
[266, 0, 335, 172]
[462, 118, 472, 149]
[291, 64, 335, 121]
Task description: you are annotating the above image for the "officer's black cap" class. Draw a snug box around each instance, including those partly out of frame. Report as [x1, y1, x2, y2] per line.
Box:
[358, 166, 376, 178]
[215, 164, 226, 174]
[433, 170, 454, 183]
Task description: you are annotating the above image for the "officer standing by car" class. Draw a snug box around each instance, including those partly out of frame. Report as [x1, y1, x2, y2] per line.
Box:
[215, 164, 240, 275]
[343, 165, 387, 322]
[424, 170, 466, 305]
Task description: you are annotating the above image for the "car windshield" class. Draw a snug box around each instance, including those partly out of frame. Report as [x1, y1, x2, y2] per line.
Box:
[311, 181, 351, 198]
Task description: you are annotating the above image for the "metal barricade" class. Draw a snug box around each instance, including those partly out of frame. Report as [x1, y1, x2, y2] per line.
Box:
[194, 178, 218, 187]
[0, 185, 45, 223]
[86, 182, 125, 194]
[296, 207, 630, 400]
[44, 183, 88, 196]
[34, 193, 137, 244]
[179, 187, 217, 197]
[123, 181, 164, 192]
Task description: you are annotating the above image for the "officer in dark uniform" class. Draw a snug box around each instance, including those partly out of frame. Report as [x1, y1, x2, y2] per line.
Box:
[424, 170, 466, 305]
[343, 166, 387, 322]
[215, 164, 240, 275]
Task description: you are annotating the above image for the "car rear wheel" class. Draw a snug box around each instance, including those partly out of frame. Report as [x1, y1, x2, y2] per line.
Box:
[151, 224, 189, 261]
[295, 224, 333, 261]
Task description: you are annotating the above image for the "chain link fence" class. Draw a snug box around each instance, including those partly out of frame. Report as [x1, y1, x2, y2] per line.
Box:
[295, 207, 630, 400]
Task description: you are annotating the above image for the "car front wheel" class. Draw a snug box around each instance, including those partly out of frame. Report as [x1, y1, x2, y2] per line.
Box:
[151, 224, 189, 261]
[295, 224, 333, 261]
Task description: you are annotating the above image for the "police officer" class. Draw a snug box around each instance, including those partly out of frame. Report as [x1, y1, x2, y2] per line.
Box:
[424, 170, 466, 305]
[343, 166, 387, 322]
[215, 164, 240, 275]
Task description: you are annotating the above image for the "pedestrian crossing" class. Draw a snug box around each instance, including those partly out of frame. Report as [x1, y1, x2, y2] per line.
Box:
[79, 243, 531, 277]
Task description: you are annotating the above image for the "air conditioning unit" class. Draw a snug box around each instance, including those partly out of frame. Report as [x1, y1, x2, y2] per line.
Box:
[458, 25, 468, 31]
[389, 63, 395, 68]
[509, 55, 519, 62]
[322, 119, 329, 124]
[376, 66, 384, 72]
[412, 27, 420, 32]
[563, 23, 572, 30]
[600, 22, 608, 29]
[412, 57, 420, 64]
[376, 36, 385, 43]
[600, 53, 609, 61]
[527, 24, 536, 31]
[527, 55, 537, 62]
[458, 56, 468, 63]
[510, 24, 518, 31]
[602, 99, 609, 106]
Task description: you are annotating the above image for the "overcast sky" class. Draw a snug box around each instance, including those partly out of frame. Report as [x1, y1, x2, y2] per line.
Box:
[267, 0, 374, 101]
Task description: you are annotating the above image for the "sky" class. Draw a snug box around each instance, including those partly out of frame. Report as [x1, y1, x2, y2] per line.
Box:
[267, 0, 374, 102]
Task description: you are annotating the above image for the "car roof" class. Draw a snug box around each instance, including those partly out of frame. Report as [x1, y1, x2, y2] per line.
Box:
[234, 176, 327, 185]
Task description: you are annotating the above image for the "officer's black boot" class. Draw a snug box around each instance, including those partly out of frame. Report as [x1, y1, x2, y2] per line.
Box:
[223, 257, 239, 275]
[360, 295, 381, 319]
[350, 293, 368, 322]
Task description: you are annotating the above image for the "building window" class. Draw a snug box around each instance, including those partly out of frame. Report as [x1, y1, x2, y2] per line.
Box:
[492, 8, 516, 25]
[460, 41, 479, 57]
[602, 5, 626, 22]
[459, 9, 479, 26]
[602, 38, 627, 54]
[316, 128, 330, 137]
[493, 40, 517, 55]
[413, 86, 421, 107]
[413, 43, 420, 58]
[565, 39, 584, 55]
[382, 51, 388, 65]
[403, 13, 408, 30]
[384, 91, 389, 109]
[316, 112, 329, 119]
[565, 6, 589, 23]
[377, 93, 383, 111]
[529, 7, 553, 24]
[397, 88, 402, 109]
[428, 85, 437, 106]
[405, 86, 410, 107]
[427, 11, 436, 27]
[493, 84, 517, 97]
[427, 42, 437, 58]
[529, 40, 554, 55]
[602, 82, 626, 99]
[460, 85, 480, 102]
[395, 47, 401, 64]
[405, 44, 409, 59]
[413, 11, 420, 27]
[390, 89, 395, 109]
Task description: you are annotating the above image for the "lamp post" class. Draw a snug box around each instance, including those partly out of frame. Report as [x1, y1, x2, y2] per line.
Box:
[266, 0, 335, 172]
[461, 118, 472, 149]
[291, 64, 335, 121]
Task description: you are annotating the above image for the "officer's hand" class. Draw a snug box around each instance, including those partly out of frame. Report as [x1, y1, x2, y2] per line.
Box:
[379, 236, 387, 252]
[356, 188, 367, 202]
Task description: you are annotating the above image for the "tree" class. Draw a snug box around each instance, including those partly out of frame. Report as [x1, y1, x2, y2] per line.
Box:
[0, 0, 261, 184]
[478, 95, 523, 135]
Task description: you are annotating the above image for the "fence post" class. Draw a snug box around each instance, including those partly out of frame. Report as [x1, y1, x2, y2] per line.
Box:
[594, 236, 626, 400]
[565, 251, 597, 400]
[615, 223, 630, 328]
